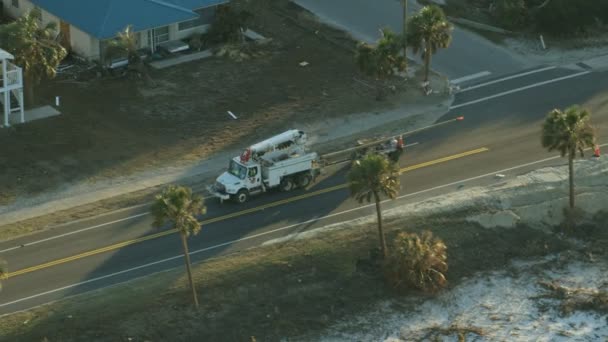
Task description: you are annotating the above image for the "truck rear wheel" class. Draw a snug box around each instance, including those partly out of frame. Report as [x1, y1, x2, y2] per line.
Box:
[297, 173, 312, 188]
[280, 177, 294, 192]
[233, 189, 249, 203]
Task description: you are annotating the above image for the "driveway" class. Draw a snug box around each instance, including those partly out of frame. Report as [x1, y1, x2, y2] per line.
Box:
[293, 0, 532, 80]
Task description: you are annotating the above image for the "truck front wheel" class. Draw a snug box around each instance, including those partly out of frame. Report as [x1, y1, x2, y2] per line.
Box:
[233, 189, 249, 203]
[280, 177, 294, 192]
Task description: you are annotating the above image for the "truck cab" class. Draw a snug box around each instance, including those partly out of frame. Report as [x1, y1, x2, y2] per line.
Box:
[211, 158, 263, 203]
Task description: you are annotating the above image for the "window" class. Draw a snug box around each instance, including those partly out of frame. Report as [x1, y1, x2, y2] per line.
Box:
[153, 26, 169, 44]
[11, 0, 18, 8]
[248, 167, 258, 177]
[178, 7, 215, 31]
[228, 160, 247, 180]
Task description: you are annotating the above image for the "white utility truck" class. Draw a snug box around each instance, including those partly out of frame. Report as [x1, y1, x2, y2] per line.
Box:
[208, 130, 319, 203]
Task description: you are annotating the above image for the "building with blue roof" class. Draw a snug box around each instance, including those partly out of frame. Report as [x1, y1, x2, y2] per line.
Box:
[1, 0, 228, 61]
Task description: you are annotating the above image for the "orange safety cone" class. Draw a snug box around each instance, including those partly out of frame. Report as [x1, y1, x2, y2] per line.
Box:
[593, 145, 600, 158]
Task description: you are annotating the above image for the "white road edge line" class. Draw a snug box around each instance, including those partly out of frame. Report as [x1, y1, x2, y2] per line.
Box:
[0, 143, 422, 253]
[450, 71, 591, 109]
[458, 66, 557, 93]
[3, 143, 606, 310]
[450, 71, 491, 85]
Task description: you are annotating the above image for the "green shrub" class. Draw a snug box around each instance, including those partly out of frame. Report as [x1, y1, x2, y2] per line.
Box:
[189, 33, 203, 51]
[492, 0, 528, 29]
[532, 0, 607, 36]
[383, 230, 448, 293]
[205, 5, 252, 44]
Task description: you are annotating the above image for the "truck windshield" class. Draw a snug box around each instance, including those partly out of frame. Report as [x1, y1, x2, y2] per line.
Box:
[228, 160, 247, 180]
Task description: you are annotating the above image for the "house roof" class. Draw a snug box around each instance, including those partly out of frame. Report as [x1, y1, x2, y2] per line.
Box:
[30, 0, 227, 40]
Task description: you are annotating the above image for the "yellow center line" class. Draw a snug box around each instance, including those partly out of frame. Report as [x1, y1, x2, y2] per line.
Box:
[7, 147, 489, 279]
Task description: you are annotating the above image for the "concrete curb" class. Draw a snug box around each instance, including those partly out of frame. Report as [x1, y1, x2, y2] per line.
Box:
[448, 16, 514, 35]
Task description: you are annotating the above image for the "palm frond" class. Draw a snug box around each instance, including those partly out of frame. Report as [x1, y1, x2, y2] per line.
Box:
[151, 185, 206, 236]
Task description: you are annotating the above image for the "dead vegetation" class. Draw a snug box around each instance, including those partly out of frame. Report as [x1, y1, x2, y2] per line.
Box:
[537, 280, 608, 316]
[416, 324, 485, 341]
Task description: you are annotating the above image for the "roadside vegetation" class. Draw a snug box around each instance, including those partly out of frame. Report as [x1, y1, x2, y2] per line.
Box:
[0, 8, 66, 107]
[347, 153, 400, 257]
[151, 185, 207, 308]
[441, 0, 608, 37]
[0, 209, 580, 342]
[541, 106, 597, 210]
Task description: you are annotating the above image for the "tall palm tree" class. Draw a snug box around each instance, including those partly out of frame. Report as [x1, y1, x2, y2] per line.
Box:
[104, 25, 151, 82]
[0, 8, 67, 106]
[152, 185, 206, 308]
[407, 5, 453, 82]
[541, 106, 596, 209]
[348, 154, 400, 258]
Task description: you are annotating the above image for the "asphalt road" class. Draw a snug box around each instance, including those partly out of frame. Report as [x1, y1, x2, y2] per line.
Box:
[1, 65, 607, 315]
[292, 0, 531, 79]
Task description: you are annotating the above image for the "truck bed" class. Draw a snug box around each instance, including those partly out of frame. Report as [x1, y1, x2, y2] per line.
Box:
[263, 152, 318, 187]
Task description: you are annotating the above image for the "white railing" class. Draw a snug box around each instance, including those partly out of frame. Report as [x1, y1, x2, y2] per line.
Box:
[1, 62, 23, 89]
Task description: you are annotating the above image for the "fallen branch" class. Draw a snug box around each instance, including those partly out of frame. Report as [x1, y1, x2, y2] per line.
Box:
[537, 280, 608, 315]
[417, 324, 485, 341]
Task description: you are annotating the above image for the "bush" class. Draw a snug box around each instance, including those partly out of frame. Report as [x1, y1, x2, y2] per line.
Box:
[189, 33, 203, 51]
[205, 5, 252, 44]
[532, 0, 607, 36]
[492, 0, 528, 29]
[383, 230, 448, 293]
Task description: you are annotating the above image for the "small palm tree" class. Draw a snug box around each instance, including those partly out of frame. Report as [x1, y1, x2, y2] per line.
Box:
[152, 185, 206, 308]
[355, 28, 407, 99]
[407, 5, 453, 82]
[348, 154, 400, 258]
[104, 25, 151, 82]
[0, 8, 67, 106]
[541, 106, 596, 209]
[384, 230, 447, 292]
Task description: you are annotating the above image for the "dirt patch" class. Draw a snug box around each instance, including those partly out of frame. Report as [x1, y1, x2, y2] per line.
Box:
[0, 0, 440, 208]
[0, 211, 574, 342]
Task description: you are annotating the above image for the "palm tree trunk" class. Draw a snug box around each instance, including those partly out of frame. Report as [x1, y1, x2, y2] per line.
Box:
[180, 233, 199, 308]
[402, 0, 408, 69]
[373, 191, 388, 258]
[568, 151, 575, 209]
[424, 46, 431, 83]
[24, 73, 35, 108]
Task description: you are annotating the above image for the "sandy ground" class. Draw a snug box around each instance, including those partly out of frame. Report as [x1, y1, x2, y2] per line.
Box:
[266, 157, 608, 341]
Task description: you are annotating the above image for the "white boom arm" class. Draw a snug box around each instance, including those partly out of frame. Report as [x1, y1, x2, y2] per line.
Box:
[249, 129, 307, 155]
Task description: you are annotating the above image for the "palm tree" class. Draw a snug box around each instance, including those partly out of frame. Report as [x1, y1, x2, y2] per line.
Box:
[347, 154, 400, 258]
[355, 28, 406, 99]
[407, 5, 453, 82]
[0, 8, 67, 106]
[151, 185, 206, 308]
[541, 106, 596, 209]
[104, 25, 151, 82]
